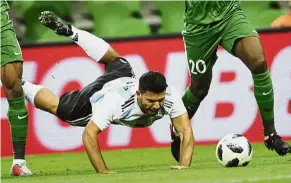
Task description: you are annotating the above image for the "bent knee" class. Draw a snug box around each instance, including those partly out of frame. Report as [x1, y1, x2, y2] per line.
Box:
[190, 84, 209, 101]
[3, 79, 23, 98]
[47, 102, 59, 115]
[196, 87, 209, 101]
[34, 88, 59, 115]
[250, 59, 268, 74]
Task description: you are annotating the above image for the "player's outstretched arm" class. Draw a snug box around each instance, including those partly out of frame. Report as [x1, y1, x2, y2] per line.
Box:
[82, 121, 115, 174]
[171, 112, 194, 168]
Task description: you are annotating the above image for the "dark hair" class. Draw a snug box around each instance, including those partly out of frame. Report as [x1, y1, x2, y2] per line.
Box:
[139, 71, 168, 93]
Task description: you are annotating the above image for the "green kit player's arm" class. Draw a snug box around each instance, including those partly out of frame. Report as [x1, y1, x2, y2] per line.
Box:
[171, 112, 194, 168]
[82, 121, 115, 174]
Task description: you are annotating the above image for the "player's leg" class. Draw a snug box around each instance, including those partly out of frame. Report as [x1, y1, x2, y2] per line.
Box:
[183, 61, 214, 119]
[233, 37, 290, 155]
[37, 11, 135, 127]
[22, 80, 59, 116]
[22, 79, 92, 128]
[1, 63, 32, 176]
[171, 25, 221, 162]
[172, 60, 213, 162]
[38, 11, 119, 65]
[182, 23, 221, 119]
[1, 10, 32, 176]
[221, 10, 291, 156]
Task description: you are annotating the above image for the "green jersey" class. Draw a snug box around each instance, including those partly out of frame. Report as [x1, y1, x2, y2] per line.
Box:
[184, 0, 241, 24]
[1, 0, 10, 13]
[1, 0, 12, 32]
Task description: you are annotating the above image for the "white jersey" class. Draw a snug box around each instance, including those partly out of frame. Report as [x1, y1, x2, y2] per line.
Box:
[89, 77, 187, 131]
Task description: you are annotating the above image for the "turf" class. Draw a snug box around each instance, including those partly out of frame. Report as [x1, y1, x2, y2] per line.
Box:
[1, 142, 291, 183]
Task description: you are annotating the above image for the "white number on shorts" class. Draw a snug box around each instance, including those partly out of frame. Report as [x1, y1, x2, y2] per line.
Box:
[189, 59, 207, 75]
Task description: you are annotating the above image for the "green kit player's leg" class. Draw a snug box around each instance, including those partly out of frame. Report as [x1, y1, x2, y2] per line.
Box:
[182, 23, 224, 119]
[220, 10, 291, 156]
[171, 23, 224, 162]
[182, 66, 214, 119]
[1, 11, 32, 176]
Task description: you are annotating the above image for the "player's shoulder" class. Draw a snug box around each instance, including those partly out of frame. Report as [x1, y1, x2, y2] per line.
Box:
[94, 91, 120, 108]
[165, 86, 180, 98]
[112, 78, 137, 98]
[165, 86, 182, 103]
[104, 80, 136, 105]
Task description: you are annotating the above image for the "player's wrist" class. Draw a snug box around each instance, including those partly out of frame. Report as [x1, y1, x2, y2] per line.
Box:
[170, 165, 189, 170]
[178, 165, 189, 168]
[179, 161, 190, 167]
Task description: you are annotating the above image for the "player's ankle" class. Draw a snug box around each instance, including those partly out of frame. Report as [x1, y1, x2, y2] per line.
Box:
[13, 140, 26, 160]
[264, 129, 277, 140]
[12, 159, 26, 165]
[69, 25, 78, 39]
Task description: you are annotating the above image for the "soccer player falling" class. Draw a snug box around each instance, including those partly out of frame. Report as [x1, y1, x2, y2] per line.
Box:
[21, 11, 194, 173]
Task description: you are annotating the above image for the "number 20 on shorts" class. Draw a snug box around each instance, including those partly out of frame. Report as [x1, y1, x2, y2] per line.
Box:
[188, 59, 207, 75]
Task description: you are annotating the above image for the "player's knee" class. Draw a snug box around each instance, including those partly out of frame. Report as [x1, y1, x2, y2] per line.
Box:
[47, 102, 59, 115]
[5, 79, 23, 98]
[13, 79, 24, 97]
[190, 84, 209, 101]
[250, 59, 268, 74]
[39, 96, 59, 115]
[196, 87, 209, 101]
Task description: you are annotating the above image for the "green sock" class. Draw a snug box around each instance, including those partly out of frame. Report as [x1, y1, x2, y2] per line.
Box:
[7, 97, 28, 159]
[182, 86, 201, 119]
[252, 70, 276, 136]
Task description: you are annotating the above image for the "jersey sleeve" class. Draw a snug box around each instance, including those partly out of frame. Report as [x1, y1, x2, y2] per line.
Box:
[169, 87, 187, 119]
[90, 93, 120, 131]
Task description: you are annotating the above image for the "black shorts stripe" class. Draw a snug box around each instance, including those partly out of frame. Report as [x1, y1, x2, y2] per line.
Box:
[68, 114, 93, 125]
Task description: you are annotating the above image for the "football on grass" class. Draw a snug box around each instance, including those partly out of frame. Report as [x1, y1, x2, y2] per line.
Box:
[216, 134, 253, 167]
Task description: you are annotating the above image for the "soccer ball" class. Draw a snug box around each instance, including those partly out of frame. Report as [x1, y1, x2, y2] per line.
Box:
[216, 134, 253, 167]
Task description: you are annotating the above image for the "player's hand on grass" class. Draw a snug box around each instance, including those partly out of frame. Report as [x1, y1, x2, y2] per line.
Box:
[169, 165, 188, 170]
[100, 169, 117, 174]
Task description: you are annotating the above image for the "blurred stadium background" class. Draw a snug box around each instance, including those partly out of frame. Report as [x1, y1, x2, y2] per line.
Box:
[7, 0, 291, 43]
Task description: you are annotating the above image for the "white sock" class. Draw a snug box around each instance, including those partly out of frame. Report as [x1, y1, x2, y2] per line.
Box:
[69, 26, 110, 62]
[22, 81, 44, 106]
[12, 159, 26, 165]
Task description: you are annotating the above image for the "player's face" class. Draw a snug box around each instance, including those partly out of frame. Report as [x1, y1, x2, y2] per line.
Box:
[137, 90, 166, 117]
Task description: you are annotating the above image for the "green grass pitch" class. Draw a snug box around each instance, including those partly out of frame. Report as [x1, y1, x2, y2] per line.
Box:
[1, 141, 291, 183]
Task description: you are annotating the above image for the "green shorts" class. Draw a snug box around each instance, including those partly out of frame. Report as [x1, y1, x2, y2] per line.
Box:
[182, 9, 259, 78]
[1, 11, 23, 67]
